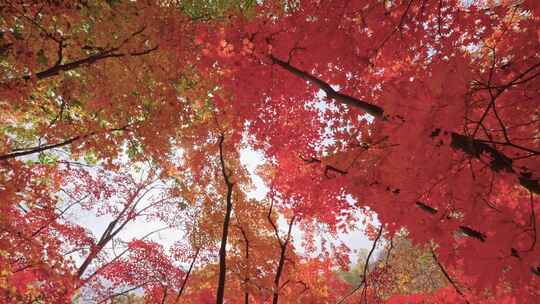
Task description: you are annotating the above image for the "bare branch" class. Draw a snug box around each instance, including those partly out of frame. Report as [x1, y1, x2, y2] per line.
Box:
[175, 247, 199, 303]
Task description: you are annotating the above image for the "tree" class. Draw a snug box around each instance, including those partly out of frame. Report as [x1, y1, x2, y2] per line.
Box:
[2, 0, 540, 303]
[0, 0, 193, 163]
[0, 1, 223, 301]
[195, 0, 540, 301]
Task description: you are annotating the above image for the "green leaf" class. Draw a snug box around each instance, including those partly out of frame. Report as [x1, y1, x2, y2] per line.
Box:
[38, 152, 58, 165]
[83, 150, 99, 165]
[37, 49, 48, 66]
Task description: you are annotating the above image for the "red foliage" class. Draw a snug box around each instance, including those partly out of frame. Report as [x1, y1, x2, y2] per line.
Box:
[1, 0, 539, 302]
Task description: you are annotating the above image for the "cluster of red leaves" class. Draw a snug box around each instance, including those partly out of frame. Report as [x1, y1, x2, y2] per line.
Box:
[193, 0, 540, 301]
[1, 0, 539, 303]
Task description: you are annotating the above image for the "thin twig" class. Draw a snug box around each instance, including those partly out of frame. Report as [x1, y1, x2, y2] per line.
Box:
[431, 248, 470, 304]
[336, 225, 383, 304]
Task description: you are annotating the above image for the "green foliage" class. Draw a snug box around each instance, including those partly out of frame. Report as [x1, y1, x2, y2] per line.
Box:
[36, 49, 48, 66]
[38, 152, 58, 165]
[375, 237, 447, 298]
[338, 249, 368, 286]
[83, 150, 99, 165]
[109, 293, 145, 303]
[178, 0, 257, 20]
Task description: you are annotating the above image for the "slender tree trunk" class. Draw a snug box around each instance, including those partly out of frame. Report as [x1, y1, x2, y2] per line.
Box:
[216, 134, 234, 304]
[431, 248, 470, 304]
[237, 226, 250, 304]
[336, 225, 383, 304]
[271, 216, 294, 304]
[267, 199, 295, 304]
[77, 183, 144, 278]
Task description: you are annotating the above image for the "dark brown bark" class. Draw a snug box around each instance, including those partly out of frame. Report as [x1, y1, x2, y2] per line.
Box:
[76, 215, 126, 278]
[272, 216, 294, 304]
[0, 135, 82, 161]
[281, 57, 540, 279]
[270, 55, 385, 118]
[237, 225, 250, 304]
[431, 248, 470, 304]
[1, 26, 157, 83]
[299, 155, 348, 178]
[216, 134, 234, 304]
[416, 202, 488, 242]
[459, 226, 487, 242]
[415, 201, 438, 214]
[337, 225, 383, 304]
[78, 227, 168, 288]
[449, 132, 539, 194]
[77, 182, 149, 278]
[97, 281, 153, 304]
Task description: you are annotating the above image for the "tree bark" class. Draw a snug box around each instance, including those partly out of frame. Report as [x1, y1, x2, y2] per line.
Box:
[270, 56, 384, 118]
[237, 225, 251, 304]
[271, 216, 295, 304]
[216, 134, 234, 304]
[32, 45, 158, 81]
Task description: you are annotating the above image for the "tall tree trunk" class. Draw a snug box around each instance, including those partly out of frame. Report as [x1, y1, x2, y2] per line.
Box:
[216, 134, 234, 304]
[271, 216, 294, 304]
[237, 226, 250, 304]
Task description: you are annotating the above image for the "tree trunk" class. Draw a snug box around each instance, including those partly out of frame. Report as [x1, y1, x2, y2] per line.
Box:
[216, 134, 234, 304]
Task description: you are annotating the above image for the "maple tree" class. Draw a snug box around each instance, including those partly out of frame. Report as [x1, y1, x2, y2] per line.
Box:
[194, 0, 540, 301]
[1, 0, 540, 303]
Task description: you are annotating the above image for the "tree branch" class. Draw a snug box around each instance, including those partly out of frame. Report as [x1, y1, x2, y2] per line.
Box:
[449, 132, 539, 194]
[336, 225, 383, 304]
[0, 125, 129, 161]
[270, 55, 385, 117]
[271, 214, 295, 304]
[431, 248, 470, 304]
[175, 247, 199, 303]
[271, 50, 539, 195]
[31, 44, 158, 80]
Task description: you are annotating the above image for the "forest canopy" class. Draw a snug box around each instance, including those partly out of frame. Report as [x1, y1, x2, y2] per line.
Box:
[1, 0, 539, 303]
